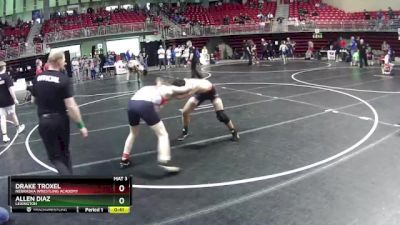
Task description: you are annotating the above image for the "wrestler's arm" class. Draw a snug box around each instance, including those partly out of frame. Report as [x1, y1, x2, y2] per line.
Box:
[173, 93, 191, 99]
[170, 85, 193, 95]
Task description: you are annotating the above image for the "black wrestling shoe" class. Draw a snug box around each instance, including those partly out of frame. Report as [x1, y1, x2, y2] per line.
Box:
[120, 159, 131, 169]
[231, 130, 240, 142]
[177, 131, 189, 141]
[158, 161, 181, 173]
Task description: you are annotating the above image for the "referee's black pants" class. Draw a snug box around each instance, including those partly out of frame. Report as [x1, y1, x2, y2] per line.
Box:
[38, 113, 72, 175]
[359, 53, 368, 68]
[191, 60, 203, 78]
[246, 51, 252, 65]
[261, 50, 268, 60]
[159, 58, 166, 70]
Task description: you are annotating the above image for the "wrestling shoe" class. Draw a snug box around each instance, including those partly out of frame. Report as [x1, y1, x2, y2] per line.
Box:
[177, 130, 189, 141]
[3, 135, 10, 143]
[17, 124, 25, 134]
[231, 130, 240, 142]
[120, 159, 131, 169]
[158, 161, 181, 173]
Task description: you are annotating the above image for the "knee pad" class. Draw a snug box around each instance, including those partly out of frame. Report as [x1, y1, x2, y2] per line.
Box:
[216, 110, 230, 124]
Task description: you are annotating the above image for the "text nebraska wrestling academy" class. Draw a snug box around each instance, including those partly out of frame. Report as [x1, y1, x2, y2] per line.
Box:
[14, 183, 78, 194]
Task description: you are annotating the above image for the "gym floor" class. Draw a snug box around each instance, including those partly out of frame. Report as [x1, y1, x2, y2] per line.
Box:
[1, 60, 400, 225]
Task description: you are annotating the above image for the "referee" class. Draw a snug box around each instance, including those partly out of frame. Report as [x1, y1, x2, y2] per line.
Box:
[187, 41, 203, 78]
[32, 52, 88, 175]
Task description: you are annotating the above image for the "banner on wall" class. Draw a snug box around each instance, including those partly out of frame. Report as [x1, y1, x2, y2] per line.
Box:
[67, 4, 80, 13]
[106, 38, 140, 56]
[50, 45, 81, 58]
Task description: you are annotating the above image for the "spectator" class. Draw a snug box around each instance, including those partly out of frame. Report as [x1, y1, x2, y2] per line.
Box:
[239, 13, 244, 21]
[299, 8, 307, 17]
[233, 16, 240, 24]
[258, 0, 264, 9]
[200, 46, 209, 64]
[87, 7, 94, 14]
[44, 61, 50, 71]
[305, 40, 314, 60]
[157, 45, 166, 70]
[71, 57, 81, 83]
[381, 41, 389, 52]
[89, 58, 96, 80]
[95, 15, 104, 24]
[35, 59, 43, 76]
[138, 50, 148, 73]
[223, 15, 230, 25]
[166, 46, 172, 68]
[244, 14, 251, 21]
[125, 50, 132, 61]
[366, 44, 374, 66]
[251, 41, 259, 64]
[94, 55, 100, 78]
[388, 45, 395, 62]
[257, 12, 264, 21]
[382, 50, 394, 74]
[339, 37, 347, 49]
[182, 45, 190, 68]
[363, 9, 370, 20]
[376, 9, 384, 23]
[174, 45, 182, 67]
[334, 40, 341, 62]
[82, 56, 90, 80]
[267, 12, 274, 21]
[350, 36, 358, 55]
[388, 7, 394, 19]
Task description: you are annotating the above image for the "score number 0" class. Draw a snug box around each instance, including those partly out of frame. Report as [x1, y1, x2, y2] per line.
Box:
[118, 184, 126, 205]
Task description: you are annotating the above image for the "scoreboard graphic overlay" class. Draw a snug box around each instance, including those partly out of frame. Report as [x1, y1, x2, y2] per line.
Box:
[8, 176, 132, 214]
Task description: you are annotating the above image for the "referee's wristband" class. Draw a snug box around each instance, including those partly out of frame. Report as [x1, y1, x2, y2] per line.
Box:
[76, 121, 86, 129]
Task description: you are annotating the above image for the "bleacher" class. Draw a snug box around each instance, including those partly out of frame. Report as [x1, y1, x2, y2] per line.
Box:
[347, 10, 400, 20]
[289, 0, 400, 22]
[289, 0, 350, 21]
[0, 21, 32, 48]
[182, 2, 276, 25]
[41, 9, 147, 35]
[1, 2, 399, 61]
